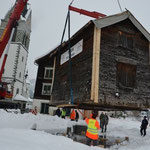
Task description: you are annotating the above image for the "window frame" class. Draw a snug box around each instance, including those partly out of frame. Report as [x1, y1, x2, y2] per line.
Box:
[117, 62, 136, 89]
[118, 31, 133, 49]
[42, 83, 52, 95]
[44, 67, 53, 79]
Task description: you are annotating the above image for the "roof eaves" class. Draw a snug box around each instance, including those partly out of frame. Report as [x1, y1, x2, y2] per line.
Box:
[93, 10, 150, 41]
[128, 10, 150, 41]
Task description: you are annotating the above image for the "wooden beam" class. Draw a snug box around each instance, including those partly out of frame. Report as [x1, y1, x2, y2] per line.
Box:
[149, 42, 150, 64]
[50, 56, 56, 102]
[91, 27, 101, 103]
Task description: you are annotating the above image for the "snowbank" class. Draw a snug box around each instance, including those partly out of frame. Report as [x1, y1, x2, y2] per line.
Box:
[0, 109, 150, 150]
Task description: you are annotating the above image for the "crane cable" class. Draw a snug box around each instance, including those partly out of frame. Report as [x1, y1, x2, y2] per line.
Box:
[117, 0, 123, 12]
[58, 2, 74, 105]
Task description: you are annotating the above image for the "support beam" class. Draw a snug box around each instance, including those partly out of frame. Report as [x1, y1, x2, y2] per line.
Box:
[149, 42, 150, 64]
[91, 27, 101, 103]
[50, 56, 56, 103]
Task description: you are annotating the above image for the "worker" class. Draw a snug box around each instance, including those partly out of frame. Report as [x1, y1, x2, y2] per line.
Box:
[100, 112, 109, 132]
[99, 112, 104, 132]
[140, 116, 148, 136]
[85, 111, 100, 146]
[55, 108, 61, 117]
[70, 109, 76, 121]
[31, 106, 37, 115]
[75, 110, 79, 122]
[61, 108, 66, 119]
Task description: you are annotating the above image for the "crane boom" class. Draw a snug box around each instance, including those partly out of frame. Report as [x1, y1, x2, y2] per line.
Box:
[0, 0, 28, 59]
[69, 5, 106, 19]
[0, 0, 28, 99]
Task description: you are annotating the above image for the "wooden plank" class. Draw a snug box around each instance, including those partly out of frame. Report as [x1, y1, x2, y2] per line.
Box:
[57, 104, 77, 108]
[91, 26, 101, 103]
[50, 56, 56, 102]
[149, 42, 150, 64]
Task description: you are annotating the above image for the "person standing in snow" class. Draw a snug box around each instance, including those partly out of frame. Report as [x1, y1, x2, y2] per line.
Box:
[103, 113, 109, 132]
[55, 108, 61, 117]
[85, 111, 100, 146]
[99, 112, 104, 132]
[61, 108, 66, 119]
[31, 106, 37, 115]
[75, 110, 79, 122]
[140, 116, 148, 136]
[70, 109, 76, 121]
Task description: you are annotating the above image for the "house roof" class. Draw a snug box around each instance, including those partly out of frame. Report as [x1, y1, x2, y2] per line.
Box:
[13, 94, 29, 102]
[93, 10, 150, 41]
[35, 10, 150, 63]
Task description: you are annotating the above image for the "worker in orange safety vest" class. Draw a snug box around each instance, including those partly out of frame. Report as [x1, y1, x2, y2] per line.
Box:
[31, 106, 37, 115]
[70, 109, 76, 121]
[85, 111, 100, 146]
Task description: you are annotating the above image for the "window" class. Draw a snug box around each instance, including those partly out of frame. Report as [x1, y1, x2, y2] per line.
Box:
[40, 103, 49, 114]
[118, 31, 133, 49]
[117, 62, 136, 88]
[22, 56, 24, 62]
[19, 72, 21, 78]
[44, 67, 53, 79]
[16, 88, 19, 95]
[11, 28, 17, 42]
[42, 83, 51, 95]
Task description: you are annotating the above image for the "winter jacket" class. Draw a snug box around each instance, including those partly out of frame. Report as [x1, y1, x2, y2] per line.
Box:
[141, 119, 148, 128]
[56, 109, 61, 117]
[85, 118, 100, 140]
[75, 111, 79, 120]
[70, 110, 76, 120]
[61, 109, 66, 117]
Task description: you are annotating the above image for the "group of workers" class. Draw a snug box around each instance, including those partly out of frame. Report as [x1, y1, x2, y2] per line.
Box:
[55, 108, 79, 121]
[31, 106, 149, 146]
[55, 108, 109, 146]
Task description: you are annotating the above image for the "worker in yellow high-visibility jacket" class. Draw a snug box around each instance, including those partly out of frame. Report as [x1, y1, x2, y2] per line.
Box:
[85, 111, 100, 146]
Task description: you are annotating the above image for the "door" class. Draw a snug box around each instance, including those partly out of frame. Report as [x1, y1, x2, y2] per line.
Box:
[41, 103, 49, 114]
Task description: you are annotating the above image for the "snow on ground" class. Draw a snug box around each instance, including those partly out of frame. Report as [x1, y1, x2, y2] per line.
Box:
[0, 109, 150, 150]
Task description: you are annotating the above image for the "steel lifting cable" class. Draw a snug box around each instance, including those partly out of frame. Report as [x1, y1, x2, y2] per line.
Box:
[58, 3, 74, 105]
[117, 0, 123, 12]
[68, 10, 74, 105]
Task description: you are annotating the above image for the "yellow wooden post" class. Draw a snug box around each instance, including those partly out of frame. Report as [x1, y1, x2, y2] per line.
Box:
[50, 56, 56, 102]
[149, 42, 150, 64]
[91, 26, 101, 103]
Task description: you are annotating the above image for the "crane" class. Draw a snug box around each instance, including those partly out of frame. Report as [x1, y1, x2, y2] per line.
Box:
[0, 0, 28, 99]
[69, 5, 106, 19]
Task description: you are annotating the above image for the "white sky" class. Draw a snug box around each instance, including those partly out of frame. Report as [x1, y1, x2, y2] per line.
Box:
[0, 0, 150, 79]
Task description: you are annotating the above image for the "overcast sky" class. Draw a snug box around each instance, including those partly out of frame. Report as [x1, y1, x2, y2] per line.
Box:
[0, 0, 150, 80]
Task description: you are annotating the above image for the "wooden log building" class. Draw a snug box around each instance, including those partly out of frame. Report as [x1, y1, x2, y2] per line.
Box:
[34, 10, 150, 111]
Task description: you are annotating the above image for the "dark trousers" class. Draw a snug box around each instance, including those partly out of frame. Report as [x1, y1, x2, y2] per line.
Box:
[61, 116, 65, 119]
[140, 127, 146, 136]
[86, 137, 98, 146]
[101, 123, 107, 132]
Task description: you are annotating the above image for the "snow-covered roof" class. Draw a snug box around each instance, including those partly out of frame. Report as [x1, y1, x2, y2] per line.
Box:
[13, 94, 29, 102]
[93, 10, 150, 41]
[34, 43, 60, 64]
[28, 97, 33, 102]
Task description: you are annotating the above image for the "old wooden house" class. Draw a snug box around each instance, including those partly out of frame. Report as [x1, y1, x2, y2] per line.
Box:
[34, 10, 150, 111]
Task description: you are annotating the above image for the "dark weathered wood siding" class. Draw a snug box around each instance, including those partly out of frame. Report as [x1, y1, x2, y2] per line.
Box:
[34, 56, 54, 100]
[52, 23, 95, 104]
[34, 18, 150, 109]
[99, 19, 150, 108]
